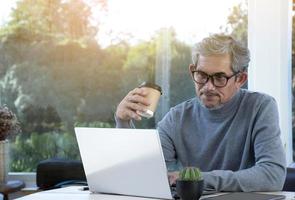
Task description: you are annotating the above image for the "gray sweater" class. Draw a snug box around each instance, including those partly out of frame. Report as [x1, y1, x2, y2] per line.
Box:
[116, 89, 286, 192]
[158, 89, 286, 192]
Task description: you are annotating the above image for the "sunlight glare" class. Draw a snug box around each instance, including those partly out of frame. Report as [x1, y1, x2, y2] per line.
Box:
[0, 0, 245, 47]
[96, 0, 244, 46]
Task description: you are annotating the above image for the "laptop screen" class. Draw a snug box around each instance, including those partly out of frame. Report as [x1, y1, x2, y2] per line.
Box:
[75, 127, 173, 199]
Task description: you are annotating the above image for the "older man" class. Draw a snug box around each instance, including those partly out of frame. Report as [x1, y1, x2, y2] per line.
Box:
[115, 34, 286, 192]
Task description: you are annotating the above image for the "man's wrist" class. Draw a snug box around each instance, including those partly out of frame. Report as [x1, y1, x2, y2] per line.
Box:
[114, 114, 134, 128]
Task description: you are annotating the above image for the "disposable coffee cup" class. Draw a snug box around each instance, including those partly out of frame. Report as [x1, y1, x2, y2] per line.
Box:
[137, 82, 162, 118]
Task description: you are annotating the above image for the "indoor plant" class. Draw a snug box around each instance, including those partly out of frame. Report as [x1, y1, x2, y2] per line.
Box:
[176, 167, 204, 200]
[0, 105, 21, 182]
[0, 105, 21, 141]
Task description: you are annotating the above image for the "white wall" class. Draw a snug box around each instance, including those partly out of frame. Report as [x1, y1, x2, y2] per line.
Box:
[248, 0, 293, 164]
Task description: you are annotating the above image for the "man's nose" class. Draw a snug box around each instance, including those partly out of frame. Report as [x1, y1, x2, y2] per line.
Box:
[203, 77, 216, 90]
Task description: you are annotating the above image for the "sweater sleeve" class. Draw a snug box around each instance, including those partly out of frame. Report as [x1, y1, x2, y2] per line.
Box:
[157, 109, 179, 171]
[202, 97, 286, 192]
[114, 115, 135, 128]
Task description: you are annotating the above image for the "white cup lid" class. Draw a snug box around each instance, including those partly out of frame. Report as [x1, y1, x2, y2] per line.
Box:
[138, 110, 154, 118]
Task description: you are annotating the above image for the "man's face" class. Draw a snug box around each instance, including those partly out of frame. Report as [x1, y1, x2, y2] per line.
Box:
[191, 54, 244, 108]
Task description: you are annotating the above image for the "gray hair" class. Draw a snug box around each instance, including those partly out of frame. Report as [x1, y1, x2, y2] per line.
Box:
[192, 34, 250, 72]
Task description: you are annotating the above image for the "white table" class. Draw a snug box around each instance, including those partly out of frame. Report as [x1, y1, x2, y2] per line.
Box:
[15, 186, 295, 200]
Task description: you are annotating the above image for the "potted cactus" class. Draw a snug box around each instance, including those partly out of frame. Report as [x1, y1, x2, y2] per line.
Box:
[176, 167, 204, 200]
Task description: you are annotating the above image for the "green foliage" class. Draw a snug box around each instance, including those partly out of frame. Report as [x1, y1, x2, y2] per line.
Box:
[0, 0, 195, 172]
[2, 0, 97, 42]
[293, 16, 295, 54]
[178, 167, 202, 181]
[220, 0, 247, 45]
[10, 132, 80, 172]
[170, 38, 195, 106]
[123, 41, 156, 83]
[10, 120, 113, 172]
[74, 121, 114, 128]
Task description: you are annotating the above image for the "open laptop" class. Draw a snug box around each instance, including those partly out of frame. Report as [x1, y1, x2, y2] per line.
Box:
[75, 127, 173, 199]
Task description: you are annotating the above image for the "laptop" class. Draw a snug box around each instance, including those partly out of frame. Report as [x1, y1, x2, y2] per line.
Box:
[75, 127, 173, 199]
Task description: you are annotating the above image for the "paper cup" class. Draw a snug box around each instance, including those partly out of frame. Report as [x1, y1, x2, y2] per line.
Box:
[138, 82, 162, 118]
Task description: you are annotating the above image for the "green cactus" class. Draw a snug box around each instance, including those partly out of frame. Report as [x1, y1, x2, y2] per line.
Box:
[178, 167, 202, 181]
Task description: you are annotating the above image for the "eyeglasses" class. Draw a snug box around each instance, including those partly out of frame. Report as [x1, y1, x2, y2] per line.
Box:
[191, 70, 240, 88]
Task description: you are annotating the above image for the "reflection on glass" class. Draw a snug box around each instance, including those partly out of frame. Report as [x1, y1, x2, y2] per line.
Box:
[0, 0, 247, 172]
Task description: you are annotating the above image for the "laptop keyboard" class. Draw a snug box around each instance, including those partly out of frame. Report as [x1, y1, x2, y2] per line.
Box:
[170, 185, 180, 199]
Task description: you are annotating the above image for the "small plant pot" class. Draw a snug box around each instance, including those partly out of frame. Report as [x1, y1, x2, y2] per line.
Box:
[176, 179, 204, 200]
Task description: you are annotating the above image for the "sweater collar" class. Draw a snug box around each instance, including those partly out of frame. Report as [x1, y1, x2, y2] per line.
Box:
[196, 89, 243, 120]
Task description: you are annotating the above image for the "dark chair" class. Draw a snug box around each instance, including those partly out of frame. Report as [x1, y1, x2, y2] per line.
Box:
[36, 158, 87, 190]
[283, 167, 295, 191]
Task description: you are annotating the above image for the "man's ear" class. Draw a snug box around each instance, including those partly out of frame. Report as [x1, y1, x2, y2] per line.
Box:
[189, 64, 195, 72]
[236, 72, 248, 87]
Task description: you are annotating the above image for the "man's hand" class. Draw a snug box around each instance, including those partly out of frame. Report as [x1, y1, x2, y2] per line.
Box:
[168, 171, 179, 186]
[115, 87, 150, 121]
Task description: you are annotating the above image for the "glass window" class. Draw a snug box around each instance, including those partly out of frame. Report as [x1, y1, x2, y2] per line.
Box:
[292, 3, 295, 161]
[0, 0, 247, 172]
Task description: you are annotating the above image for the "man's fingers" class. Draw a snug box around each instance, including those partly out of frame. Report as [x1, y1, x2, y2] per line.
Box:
[116, 87, 150, 121]
[168, 172, 179, 185]
[126, 110, 142, 121]
[125, 102, 147, 112]
[126, 95, 150, 106]
[128, 87, 148, 96]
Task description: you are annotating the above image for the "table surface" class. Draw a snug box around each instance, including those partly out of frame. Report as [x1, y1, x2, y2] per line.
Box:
[15, 186, 295, 200]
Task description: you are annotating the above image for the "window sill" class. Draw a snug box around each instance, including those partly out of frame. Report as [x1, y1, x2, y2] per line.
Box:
[8, 172, 37, 189]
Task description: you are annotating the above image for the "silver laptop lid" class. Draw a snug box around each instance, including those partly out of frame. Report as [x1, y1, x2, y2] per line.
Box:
[75, 127, 173, 199]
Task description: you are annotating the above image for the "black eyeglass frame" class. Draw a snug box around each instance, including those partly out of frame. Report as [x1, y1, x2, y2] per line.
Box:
[191, 70, 240, 88]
